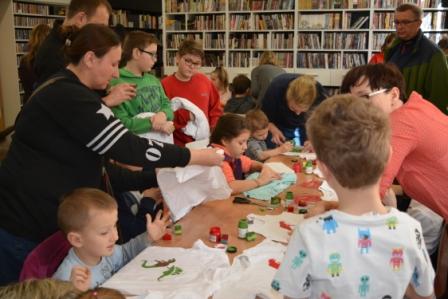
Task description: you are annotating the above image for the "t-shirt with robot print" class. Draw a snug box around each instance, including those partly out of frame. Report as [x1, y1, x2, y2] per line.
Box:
[272, 207, 434, 299]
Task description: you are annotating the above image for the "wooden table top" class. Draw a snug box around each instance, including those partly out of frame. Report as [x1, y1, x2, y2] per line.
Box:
[155, 155, 321, 261]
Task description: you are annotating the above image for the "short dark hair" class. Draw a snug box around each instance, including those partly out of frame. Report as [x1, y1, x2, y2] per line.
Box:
[65, 24, 120, 65]
[210, 113, 249, 145]
[232, 74, 251, 95]
[121, 31, 159, 66]
[67, 0, 112, 19]
[340, 63, 407, 101]
[396, 3, 423, 20]
[438, 37, 448, 50]
[178, 39, 204, 59]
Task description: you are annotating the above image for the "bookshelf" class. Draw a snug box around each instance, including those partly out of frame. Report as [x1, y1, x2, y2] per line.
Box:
[162, 0, 448, 87]
[13, 0, 66, 104]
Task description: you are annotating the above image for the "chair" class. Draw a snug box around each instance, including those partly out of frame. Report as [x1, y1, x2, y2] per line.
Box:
[19, 231, 71, 281]
[435, 222, 448, 298]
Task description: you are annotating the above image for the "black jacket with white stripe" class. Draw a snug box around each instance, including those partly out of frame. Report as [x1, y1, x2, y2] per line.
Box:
[0, 69, 190, 242]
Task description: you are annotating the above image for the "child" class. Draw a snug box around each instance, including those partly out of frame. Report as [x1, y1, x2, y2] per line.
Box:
[210, 66, 231, 107]
[272, 95, 434, 299]
[245, 109, 292, 161]
[53, 188, 170, 288]
[224, 75, 256, 114]
[210, 113, 280, 194]
[110, 31, 174, 137]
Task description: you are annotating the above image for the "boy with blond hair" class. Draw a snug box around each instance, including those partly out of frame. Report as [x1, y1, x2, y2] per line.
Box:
[245, 109, 292, 161]
[272, 95, 434, 299]
[53, 188, 170, 288]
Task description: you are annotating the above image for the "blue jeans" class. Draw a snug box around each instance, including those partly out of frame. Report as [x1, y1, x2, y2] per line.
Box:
[0, 228, 37, 285]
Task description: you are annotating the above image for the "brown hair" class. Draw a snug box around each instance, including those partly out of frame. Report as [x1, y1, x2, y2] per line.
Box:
[245, 109, 269, 131]
[381, 32, 396, 52]
[211, 66, 229, 90]
[259, 51, 277, 65]
[340, 63, 407, 101]
[210, 113, 249, 145]
[396, 3, 423, 20]
[231, 74, 251, 95]
[121, 31, 159, 67]
[67, 0, 112, 19]
[0, 278, 78, 299]
[286, 75, 317, 108]
[177, 39, 204, 59]
[306, 94, 390, 189]
[23, 24, 50, 67]
[438, 36, 448, 50]
[76, 287, 125, 299]
[65, 24, 120, 65]
[58, 188, 117, 234]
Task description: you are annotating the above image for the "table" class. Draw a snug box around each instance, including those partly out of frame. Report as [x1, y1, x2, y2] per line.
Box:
[155, 155, 322, 261]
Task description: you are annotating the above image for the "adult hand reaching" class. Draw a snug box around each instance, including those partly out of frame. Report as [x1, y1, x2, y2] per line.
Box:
[189, 148, 224, 166]
[103, 83, 136, 107]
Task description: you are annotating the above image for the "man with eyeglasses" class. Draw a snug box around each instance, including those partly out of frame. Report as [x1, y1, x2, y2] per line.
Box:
[162, 40, 222, 146]
[385, 3, 448, 114]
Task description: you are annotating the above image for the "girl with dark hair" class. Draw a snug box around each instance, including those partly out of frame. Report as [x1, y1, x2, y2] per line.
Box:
[210, 113, 280, 194]
[0, 24, 223, 284]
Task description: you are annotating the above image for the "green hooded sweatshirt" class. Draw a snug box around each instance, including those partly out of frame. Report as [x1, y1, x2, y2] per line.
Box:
[110, 68, 174, 134]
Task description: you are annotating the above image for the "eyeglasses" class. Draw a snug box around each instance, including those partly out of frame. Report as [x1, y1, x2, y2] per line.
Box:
[360, 88, 389, 100]
[182, 57, 202, 68]
[139, 49, 157, 60]
[393, 19, 419, 26]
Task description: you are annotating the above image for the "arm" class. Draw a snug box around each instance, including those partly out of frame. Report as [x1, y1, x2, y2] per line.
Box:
[111, 103, 152, 134]
[268, 122, 286, 145]
[105, 161, 158, 192]
[257, 142, 293, 161]
[227, 163, 281, 195]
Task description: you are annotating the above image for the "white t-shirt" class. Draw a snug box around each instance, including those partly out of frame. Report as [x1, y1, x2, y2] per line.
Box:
[272, 208, 434, 299]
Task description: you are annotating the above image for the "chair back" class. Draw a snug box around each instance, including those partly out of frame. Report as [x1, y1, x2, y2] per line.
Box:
[19, 231, 71, 281]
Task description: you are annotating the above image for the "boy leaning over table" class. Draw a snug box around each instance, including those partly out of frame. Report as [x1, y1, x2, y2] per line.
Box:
[271, 95, 434, 299]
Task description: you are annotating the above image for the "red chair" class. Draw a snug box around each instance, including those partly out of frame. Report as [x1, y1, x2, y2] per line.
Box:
[19, 231, 71, 281]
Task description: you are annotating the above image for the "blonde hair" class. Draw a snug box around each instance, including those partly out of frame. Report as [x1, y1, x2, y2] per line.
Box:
[286, 75, 317, 108]
[211, 66, 229, 90]
[58, 188, 117, 234]
[77, 287, 125, 299]
[245, 109, 269, 131]
[0, 278, 78, 299]
[306, 94, 390, 189]
[259, 51, 277, 65]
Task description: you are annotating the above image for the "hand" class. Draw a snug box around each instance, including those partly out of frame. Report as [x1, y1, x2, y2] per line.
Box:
[189, 148, 224, 166]
[143, 188, 163, 205]
[258, 166, 281, 186]
[383, 188, 397, 208]
[279, 141, 293, 153]
[151, 112, 168, 131]
[146, 210, 171, 242]
[104, 83, 136, 107]
[270, 126, 286, 145]
[303, 140, 314, 153]
[70, 266, 91, 292]
[160, 121, 175, 135]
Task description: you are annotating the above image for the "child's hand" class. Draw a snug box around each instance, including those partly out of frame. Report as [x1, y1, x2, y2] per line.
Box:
[258, 166, 281, 185]
[161, 121, 175, 135]
[146, 210, 171, 241]
[70, 266, 91, 292]
[151, 112, 168, 131]
[303, 140, 314, 153]
[279, 141, 293, 153]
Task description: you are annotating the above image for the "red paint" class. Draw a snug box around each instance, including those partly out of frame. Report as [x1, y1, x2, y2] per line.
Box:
[268, 258, 280, 269]
[162, 233, 172, 241]
[209, 226, 221, 243]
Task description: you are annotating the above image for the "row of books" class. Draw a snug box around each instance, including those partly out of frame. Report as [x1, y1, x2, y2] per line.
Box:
[229, 32, 294, 48]
[298, 33, 321, 48]
[371, 32, 390, 50]
[255, 14, 295, 30]
[373, 0, 444, 8]
[297, 52, 366, 68]
[247, 0, 295, 10]
[346, 15, 369, 29]
[422, 11, 448, 30]
[14, 16, 54, 27]
[297, 0, 369, 9]
[166, 33, 203, 48]
[166, 17, 185, 30]
[187, 15, 226, 30]
[323, 32, 367, 49]
[16, 43, 28, 52]
[298, 13, 341, 29]
[372, 12, 394, 29]
[111, 10, 161, 29]
[228, 52, 251, 67]
[15, 28, 32, 40]
[13, 2, 65, 16]
[204, 52, 226, 66]
[165, 0, 226, 13]
[205, 33, 226, 48]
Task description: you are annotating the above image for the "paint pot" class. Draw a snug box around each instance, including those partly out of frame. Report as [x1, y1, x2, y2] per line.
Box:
[238, 219, 248, 238]
[209, 226, 221, 243]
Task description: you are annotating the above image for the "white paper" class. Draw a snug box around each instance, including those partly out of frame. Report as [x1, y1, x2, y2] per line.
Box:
[282, 152, 317, 160]
[264, 162, 294, 174]
[157, 165, 232, 221]
[247, 212, 303, 243]
[135, 112, 174, 144]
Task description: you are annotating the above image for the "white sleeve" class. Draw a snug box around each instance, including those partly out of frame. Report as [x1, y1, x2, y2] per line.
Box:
[409, 222, 435, 297]
[272, 225, 312, 298]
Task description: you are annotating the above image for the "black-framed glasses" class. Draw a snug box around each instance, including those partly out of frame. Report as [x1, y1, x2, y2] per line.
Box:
[182, 57, 202, 68]
[393, 19, 419, 26]
[139, 48, 157, 60]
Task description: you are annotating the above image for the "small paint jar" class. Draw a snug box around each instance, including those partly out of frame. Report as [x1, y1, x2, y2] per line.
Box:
[305, 160, 313, 174]
[287, 206, 295, 213]
[285, 191, 294, 207]
[221, 234, 229, 244]
[238, 219, 248, 239]
[209, 226, 221, 243]
[173, 224, 182, 235]
[292, 162, 302, 173]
